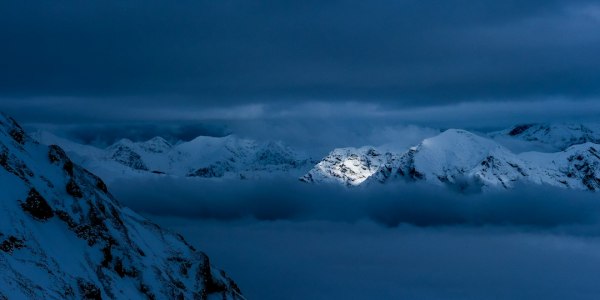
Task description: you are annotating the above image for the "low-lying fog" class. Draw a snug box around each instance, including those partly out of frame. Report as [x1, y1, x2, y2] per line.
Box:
[111, 177, 600, 300]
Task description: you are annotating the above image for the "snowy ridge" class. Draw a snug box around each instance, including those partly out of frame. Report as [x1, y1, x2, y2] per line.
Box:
[490, 123, 600, 151]
[304, 129, 600, 191]
[34, 131, 315, 182]
[0, 113, 244, 299]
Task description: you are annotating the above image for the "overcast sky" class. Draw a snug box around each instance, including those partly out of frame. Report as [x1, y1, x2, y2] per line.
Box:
[1, 0, 600, 132]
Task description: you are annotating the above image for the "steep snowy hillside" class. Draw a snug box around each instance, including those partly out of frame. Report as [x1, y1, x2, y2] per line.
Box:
[304, 129, 600, 191]
[33, 131, 315, 182]
[490, 123, 600, 152]
[31, 131, 148, 181]
[0, 113, 244, 299]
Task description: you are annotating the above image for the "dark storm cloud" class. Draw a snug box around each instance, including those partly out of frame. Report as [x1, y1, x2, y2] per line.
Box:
[1, 0, 600, 119]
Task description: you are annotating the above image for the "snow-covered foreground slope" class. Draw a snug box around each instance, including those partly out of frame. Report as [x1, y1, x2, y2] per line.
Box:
[303, 129, 600, 191]
[490, 123, 600, 152]
[33, 131, 315, 182]
[0, 113, 244, 299]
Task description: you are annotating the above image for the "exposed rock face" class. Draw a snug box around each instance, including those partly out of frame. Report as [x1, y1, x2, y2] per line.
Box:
[563, 144, 600, 191]
[187, 163, 230, 178]
[0, 113, 244, 299]
[108, 143, 150, 171]
[0, 236, 25, 254]
[508, 124, 535, 136]
[21, 188, 55, 220]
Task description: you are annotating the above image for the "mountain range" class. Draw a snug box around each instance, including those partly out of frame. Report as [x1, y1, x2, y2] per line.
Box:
[32, 131, 315, 183]
[32, 123, 600, 192]
[302, 128, 600, 191]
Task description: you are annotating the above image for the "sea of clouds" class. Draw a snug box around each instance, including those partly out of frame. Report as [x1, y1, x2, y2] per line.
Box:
[109, 177, 600, 299]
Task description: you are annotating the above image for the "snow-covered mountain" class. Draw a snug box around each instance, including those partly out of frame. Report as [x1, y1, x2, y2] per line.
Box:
[490, 123, 600, 152]
[33, 131, 315, 182]
[31, 122, 600, 191]
[303, 129, 600, 191]
[0, 113, 244, 299]
[300, 147, 400, 186]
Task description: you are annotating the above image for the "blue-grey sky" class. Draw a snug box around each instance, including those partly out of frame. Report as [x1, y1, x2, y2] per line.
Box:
[1, 0, 599, 128]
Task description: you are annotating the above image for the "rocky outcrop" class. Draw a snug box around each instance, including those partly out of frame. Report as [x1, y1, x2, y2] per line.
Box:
[108, 143, 150, 171]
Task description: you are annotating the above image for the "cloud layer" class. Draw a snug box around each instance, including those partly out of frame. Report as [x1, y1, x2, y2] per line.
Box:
[110, 177, 600, 228]
[157, 218, 600, 300]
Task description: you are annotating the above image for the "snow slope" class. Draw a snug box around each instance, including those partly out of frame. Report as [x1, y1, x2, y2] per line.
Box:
[0, 113, 244, 299]
[33, 131, 315, 182]
[304, 129, 600, 191]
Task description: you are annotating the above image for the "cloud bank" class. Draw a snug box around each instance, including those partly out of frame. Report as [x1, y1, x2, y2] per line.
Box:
[109, 170, 600, 299]
[110, 177, 600, 228]
[157, 218, 600, 300]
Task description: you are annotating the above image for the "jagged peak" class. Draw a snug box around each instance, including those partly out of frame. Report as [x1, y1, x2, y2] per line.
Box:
[140, 136, 172, 154]
[145, 136, 170, 144]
